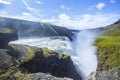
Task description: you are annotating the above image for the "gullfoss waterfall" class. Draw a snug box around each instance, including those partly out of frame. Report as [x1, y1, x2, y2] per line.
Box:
[10, 30, 98, 79]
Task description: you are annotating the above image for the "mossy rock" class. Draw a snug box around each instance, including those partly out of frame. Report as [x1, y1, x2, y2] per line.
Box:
[42, 48, 70, 59]
[42, 48, 56, 57]
[0, 28, 14, 34]
[9, 44, 35, 63]
[58, 53, 70, 59]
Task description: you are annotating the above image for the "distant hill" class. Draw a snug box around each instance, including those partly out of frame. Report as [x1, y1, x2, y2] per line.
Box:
[88, 19, 120, 80]
[95, 19, 120, 70]
[0, 17, 78, 40]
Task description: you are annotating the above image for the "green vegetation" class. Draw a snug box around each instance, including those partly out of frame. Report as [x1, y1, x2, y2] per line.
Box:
[0, 69, 15, 80]
[9, 44, 35, 62]
[95, 23, 120, 70]
[0, 28, 13, 33]
[42, 48, 55, 57]
[42, 48, 70, 59]
[58, 53, 70, 59]
[24, 46, 34, 62]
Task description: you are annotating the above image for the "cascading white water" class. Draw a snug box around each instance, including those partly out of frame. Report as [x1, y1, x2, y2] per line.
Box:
[71, 30, 98, 78]
[10, 30, 98, 79]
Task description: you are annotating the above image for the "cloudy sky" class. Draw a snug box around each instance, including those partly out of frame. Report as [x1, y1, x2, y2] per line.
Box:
[0, 0, 120, 29]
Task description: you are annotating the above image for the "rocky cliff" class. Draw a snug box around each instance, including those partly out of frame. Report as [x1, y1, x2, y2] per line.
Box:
[0, 28, 18, 48]
[0, 27, 82, 80]
[87, 19, 120, 80]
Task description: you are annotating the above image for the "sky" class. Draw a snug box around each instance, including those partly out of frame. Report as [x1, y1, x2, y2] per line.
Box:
[0, 0, 120, 29]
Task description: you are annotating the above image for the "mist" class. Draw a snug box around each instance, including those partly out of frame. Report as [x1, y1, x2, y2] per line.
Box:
[71, 30, 98, 78]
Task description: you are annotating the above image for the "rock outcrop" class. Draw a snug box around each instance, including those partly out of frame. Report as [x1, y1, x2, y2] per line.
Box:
[0, 28, 18, 48]
[8, 44, 81, 80]
[15, 72, 73, 80]
[0, 27, 82, 80]
[87, 68, 120, 80]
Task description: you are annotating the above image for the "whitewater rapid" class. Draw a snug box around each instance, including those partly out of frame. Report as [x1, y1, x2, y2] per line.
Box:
[10, 37, 74, 55]
[10, 31, 97, 79]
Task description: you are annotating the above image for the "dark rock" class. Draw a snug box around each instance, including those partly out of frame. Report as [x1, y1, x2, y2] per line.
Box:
[0, 43, 82, 80]
[0, 28, 18, 48]
[8, 44, 81, 80]
[28, 72, 73, 80]
[14, 72, 73, 80]
[0, 49, 13, 72]
[87, 68, 120, 80]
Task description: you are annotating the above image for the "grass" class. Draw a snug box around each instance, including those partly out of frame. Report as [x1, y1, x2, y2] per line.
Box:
[95, 24, 120, 70]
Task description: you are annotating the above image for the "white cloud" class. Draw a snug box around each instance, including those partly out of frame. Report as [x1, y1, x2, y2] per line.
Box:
[110, 0, 116, 3]
[35, 0, 43, 4]
[0, 0, 11, 5]
[22, 12, 31, 16]
[60, 5, 70, 10]
[59, 13, 70, 20]
[96, 3, 105, 10]
[42, 13, 120, 30]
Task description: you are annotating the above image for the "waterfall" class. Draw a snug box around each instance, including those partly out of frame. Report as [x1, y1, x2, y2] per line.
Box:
[71, 30, 98, 78]
[10, 29, 98, 79]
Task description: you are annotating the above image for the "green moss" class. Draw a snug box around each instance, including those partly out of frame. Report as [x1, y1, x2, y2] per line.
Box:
[9, 44, 35, 62]
[26, 46, 34, 60]
[9, 44, 23, 53]
[21, 46, 34, 62]
[42, 48, 55, 57]
[0, 28, 13, 33]
[58, 53, 70, 59]
[42, 48, 70, 59]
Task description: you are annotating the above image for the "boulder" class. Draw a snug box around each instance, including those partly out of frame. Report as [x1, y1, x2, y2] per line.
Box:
[87, 68, 120, 80]
[8, 44, 82, 80]
[0, 43, 82, 80]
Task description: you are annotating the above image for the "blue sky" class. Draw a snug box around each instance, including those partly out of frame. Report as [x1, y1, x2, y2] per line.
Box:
[0, 0, 120, 29]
